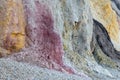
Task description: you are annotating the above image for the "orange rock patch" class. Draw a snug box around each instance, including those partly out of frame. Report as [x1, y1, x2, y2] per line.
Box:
[0, 0, 26, 55]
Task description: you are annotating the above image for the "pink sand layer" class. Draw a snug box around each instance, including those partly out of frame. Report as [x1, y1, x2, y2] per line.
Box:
[8, 0, 74, 74]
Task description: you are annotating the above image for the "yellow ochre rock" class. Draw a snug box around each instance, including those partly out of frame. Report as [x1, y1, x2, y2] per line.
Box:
[90, 0, 120, 50]
[0, 0, 26, 54]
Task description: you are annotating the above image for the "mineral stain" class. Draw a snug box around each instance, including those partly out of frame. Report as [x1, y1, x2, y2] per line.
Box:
[8, 0, 75, 74]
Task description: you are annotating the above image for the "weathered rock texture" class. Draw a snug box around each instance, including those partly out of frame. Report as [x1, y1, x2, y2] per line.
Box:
[90, 0, 120, 51]
[0, 0, 120, 80]
[0, 59, 91, 80]
[0, 0, 26, 56]
[93, 19, 120, 60]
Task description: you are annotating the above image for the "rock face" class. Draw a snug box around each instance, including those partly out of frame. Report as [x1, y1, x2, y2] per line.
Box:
[93, 19, 120, 60]
[0, 0, 120, 80]
[0, 0, 25, 56]
[90, 0, 120, 51]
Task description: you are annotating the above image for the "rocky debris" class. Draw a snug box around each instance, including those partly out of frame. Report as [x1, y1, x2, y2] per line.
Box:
[0, 58, 91, 80]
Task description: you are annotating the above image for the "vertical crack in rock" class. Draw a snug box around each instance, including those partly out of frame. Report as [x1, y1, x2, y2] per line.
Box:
[93, 19, 120, 60]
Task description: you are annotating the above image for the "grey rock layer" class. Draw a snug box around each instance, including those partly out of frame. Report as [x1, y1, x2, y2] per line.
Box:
[93, 19, 120, 60]
[111, 0, 120, 16]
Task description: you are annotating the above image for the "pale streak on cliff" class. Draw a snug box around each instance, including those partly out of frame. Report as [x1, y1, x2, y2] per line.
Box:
[90, 0, 120, 51]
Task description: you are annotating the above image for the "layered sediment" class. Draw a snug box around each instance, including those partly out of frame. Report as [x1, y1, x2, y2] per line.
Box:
[0, 0, 120, 80]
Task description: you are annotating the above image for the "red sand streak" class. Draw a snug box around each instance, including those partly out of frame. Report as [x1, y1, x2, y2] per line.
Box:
[9, 0, 75, 74]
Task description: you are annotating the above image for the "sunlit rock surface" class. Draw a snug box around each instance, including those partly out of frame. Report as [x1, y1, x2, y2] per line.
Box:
[90, 0, 120, 51]
[0, 0, 120, 80]
[0, 0, 26, 56]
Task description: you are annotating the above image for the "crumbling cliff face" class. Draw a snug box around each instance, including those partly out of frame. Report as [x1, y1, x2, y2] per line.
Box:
[0, 0, 120, 80]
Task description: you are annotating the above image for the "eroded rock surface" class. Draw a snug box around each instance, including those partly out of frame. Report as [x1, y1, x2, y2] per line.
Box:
[0, 0, 119, 80]
[0, 0, 26, 56]
[93, 19, 120, 60]
[90, 0, 120, 51]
